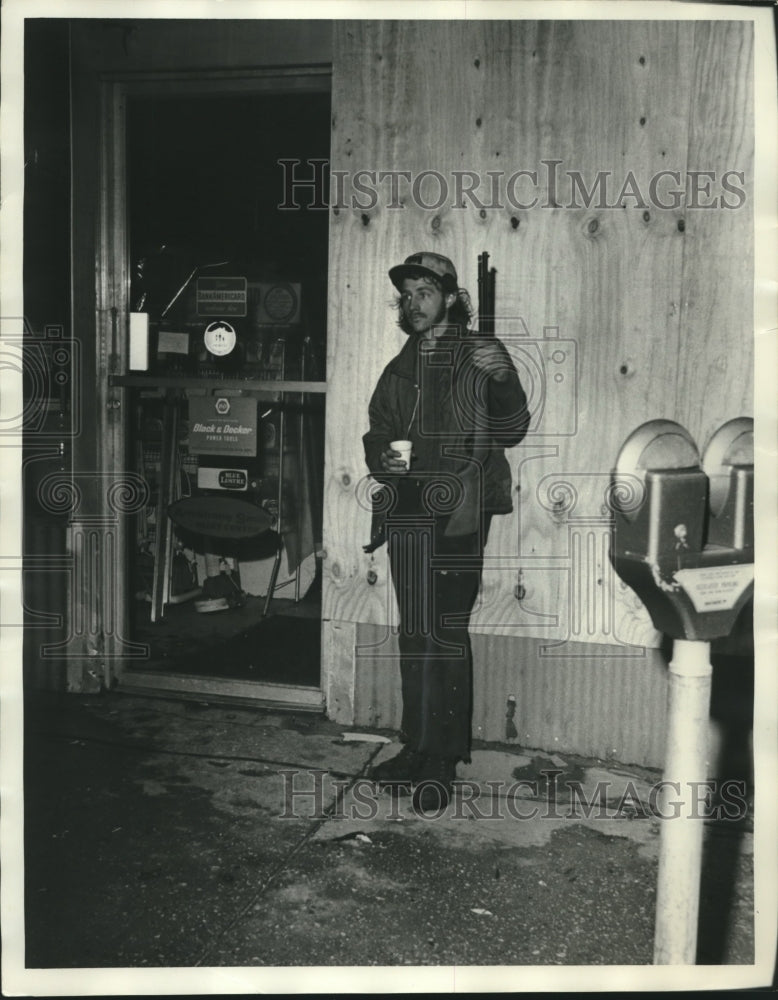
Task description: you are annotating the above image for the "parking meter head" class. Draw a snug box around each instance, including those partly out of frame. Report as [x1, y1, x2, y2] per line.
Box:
[609, 419, 753, 641]
[612, 420, 707, 563]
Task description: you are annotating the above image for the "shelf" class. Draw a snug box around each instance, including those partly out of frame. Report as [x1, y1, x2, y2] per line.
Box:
[110, 374, 327, 394]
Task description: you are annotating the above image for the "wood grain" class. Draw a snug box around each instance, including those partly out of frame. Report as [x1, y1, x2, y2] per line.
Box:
[676, 21, 754, 443]
[322, 618, 357, 724]
[322, 21, 754, 655]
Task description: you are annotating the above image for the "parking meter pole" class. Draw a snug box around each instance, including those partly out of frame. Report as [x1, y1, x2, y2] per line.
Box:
[611, 418, 753, 966]
[653, 638, 712, 965]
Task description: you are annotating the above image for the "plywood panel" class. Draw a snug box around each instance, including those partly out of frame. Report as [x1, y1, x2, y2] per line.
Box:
[354, 626, 403, 734]
[676, 21, 754, 443]
[323, 21, 754, 655]
[322, 618, 357, 724]
[354, 625, 670, 767]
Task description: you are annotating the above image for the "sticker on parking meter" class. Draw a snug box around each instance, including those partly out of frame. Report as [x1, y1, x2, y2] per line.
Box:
[674, 564, 754, 612]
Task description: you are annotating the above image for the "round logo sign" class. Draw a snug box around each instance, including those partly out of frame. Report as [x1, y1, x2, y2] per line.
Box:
[215, 397, 231, 416]
[203, 321, 237, 357]
[263, 283, 298, 323]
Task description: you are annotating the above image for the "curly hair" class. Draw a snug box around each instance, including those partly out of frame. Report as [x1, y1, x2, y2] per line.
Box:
[394, 270, 474, 336]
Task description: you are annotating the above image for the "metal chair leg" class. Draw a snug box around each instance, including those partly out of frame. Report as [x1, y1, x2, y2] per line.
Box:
[263, 539, 283, 617]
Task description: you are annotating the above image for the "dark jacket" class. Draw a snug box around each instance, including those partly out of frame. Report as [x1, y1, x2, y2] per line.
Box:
[363, 330, 530, 551]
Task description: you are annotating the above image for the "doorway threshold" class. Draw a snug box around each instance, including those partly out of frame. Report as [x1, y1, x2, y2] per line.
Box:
[117, 669, 324, 712]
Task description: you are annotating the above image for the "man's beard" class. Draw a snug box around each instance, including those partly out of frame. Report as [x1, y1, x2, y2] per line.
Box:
[399, 301, 451, 337]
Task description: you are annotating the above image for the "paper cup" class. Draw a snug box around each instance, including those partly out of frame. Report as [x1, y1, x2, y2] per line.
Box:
[390, 439, 413, 471]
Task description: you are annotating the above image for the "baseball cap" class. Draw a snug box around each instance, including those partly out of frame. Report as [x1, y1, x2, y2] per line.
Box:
[389, 252, 459, 291]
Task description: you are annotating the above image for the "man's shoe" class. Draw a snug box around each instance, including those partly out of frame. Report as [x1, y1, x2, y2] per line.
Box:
[370, 746, 424, 786]
[412, 757, 456, 813]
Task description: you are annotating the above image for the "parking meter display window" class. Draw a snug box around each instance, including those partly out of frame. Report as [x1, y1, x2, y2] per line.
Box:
[703, 416, 754, 553]
[648, 469, 709, 562]
[618, 469, 708, 563]
[707, 465, 753, 551]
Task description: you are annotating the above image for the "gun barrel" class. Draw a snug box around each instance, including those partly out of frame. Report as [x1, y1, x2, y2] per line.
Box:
[487, 265, 496, 335]
[478, 252, 490, 335]
[477, 252, 496, 335]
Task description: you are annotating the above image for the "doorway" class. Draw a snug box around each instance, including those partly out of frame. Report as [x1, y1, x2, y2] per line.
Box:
[113, 77, 330, 705]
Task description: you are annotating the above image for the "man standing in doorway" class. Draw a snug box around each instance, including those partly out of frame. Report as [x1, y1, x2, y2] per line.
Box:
[363, 252, 530, 811]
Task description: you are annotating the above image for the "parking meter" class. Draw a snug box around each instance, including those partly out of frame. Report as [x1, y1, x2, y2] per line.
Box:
[609, 417, 753, 966]
[610, 419, 753, 642]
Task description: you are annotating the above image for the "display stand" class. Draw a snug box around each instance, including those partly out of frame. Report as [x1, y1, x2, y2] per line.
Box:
[112, 374, 326, 621]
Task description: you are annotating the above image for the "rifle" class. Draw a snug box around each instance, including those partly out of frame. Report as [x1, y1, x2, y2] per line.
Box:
[477, 251, 496, 335]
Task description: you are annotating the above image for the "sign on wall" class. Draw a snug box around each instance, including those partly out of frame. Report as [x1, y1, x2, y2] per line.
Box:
[196, 276, 247, 317]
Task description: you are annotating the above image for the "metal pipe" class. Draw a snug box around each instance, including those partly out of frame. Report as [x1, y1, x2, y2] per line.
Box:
[653, 638, 712, 965]
[274, 340, 286, 604]
[294, 341, 307, 603]
[150, 393, 179, 622]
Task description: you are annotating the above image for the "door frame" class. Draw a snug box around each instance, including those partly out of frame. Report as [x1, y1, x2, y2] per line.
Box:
[94, 65, 331, 708]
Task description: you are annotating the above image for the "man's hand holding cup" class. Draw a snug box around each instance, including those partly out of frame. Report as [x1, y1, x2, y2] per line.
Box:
[381, 439, 413, 474]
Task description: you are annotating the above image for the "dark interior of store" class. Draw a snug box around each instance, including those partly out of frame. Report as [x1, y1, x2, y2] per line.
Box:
[125, 90, 331, 687]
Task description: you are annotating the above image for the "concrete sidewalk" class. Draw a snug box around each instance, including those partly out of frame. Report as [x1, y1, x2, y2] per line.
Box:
[18, 690, 756, 982]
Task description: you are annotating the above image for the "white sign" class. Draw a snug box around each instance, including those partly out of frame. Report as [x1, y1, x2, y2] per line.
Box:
[675, 564, 754, 613]
[157, 330, 189, 355]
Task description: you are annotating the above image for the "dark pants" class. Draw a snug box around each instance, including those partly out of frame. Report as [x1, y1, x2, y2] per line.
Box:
[387, 479, 491, 763]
